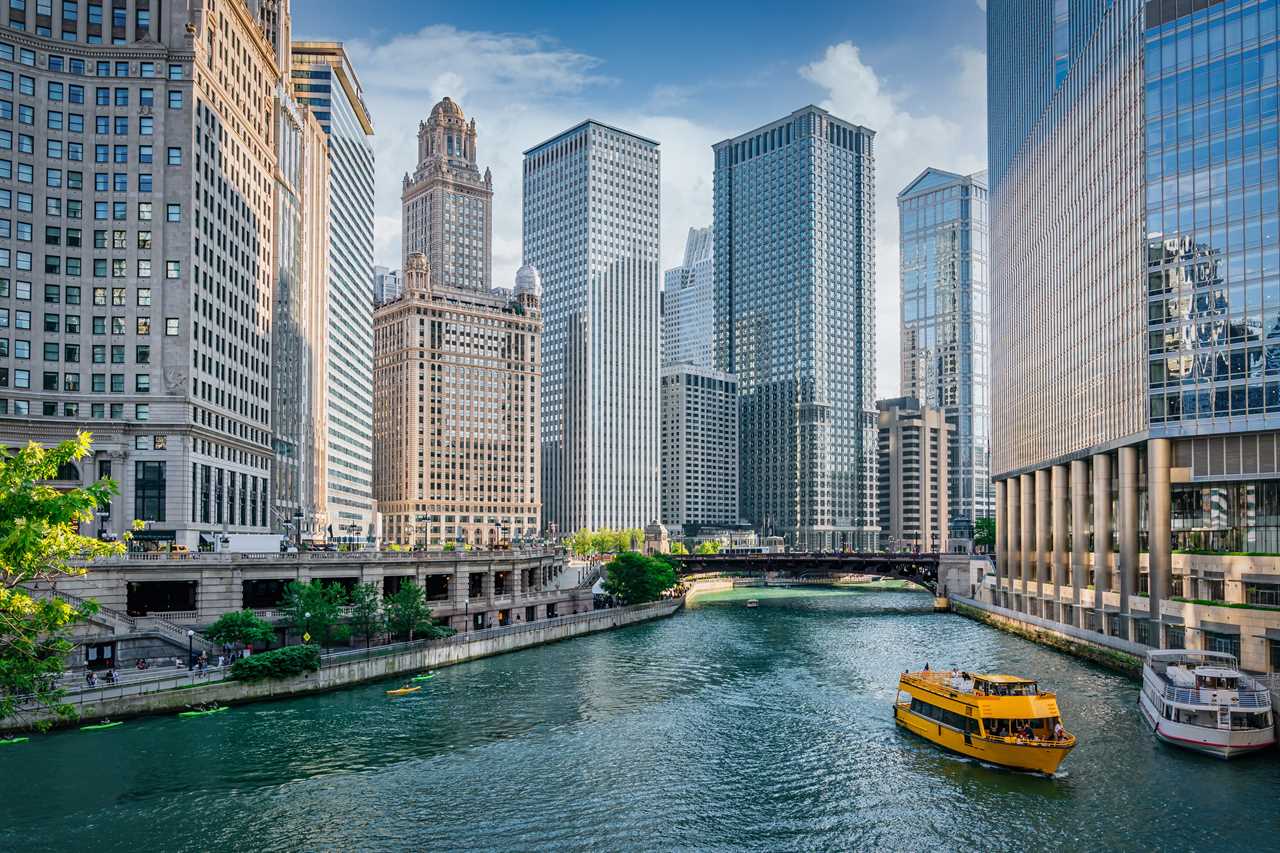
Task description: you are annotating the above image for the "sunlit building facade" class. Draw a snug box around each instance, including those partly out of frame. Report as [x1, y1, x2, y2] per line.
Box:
[291, 41, 376, 544]
[660, 365, 738, 530]
[989, 0, 1280, 670]
[523, 120, 661, 535]
[898, 168, 992, 528]
[712, 106, 878, 550]
[662, 226, 713, 369]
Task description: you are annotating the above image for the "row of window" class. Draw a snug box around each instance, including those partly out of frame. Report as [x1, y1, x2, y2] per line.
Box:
[0, 367, 151, 392]
[0, 396, 148, 419]
[0, 308, 177, 334]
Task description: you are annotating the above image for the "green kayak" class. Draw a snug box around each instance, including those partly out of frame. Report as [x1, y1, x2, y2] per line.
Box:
[0, 737, 29, 745]
[80, 721, 123, 731]
[411, 674, 436, 682]
[178, 706, 229, 718]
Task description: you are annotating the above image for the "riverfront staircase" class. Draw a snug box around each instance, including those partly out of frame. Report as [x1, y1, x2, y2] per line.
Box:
[26, 583, 216, 657]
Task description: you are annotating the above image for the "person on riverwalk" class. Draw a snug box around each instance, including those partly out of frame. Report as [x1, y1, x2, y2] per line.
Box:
[217, 654, 225, 669]
[85, 670, 97, 687]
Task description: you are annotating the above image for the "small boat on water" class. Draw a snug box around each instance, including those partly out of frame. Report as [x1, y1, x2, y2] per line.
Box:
[894, 670, 1076, 775]
[80, 721, 123, 732]
[745, 599, 759, 608]
[411, 673, 436, 682]
[178, 706, 230, 718]
[0, 736, 29, 746]
[386, 686, 421, 696]
[1138, 650, 1275, 759]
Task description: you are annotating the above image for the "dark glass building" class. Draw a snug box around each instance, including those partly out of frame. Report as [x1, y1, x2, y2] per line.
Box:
[712, 106, 877, 550]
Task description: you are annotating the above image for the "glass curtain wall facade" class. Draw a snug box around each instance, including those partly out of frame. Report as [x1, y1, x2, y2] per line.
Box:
[898, 168, 993, 527]
[713, 106, 878, 550]
[662, 225, 713, 368]
[290, 43, 376, 544]
[523, 121, 661, 535]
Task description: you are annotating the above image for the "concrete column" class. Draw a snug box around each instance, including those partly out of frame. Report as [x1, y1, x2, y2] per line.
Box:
[1007, 476, 1021, 607]
[994, 479, 1007, 600]
[1051, 464, 1068, 605]
[1092, 452, 1113, 629]
[1035, 468, 1051, 606]
[1020, 472, 1034, 610]
[1148, 438, 1173, 645]
[1070, 459, 1088, 626]
[1117, 445, 1139, 623]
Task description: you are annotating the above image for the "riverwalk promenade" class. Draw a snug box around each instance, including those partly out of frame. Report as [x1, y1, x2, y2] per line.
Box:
[12, 598, 684, 729]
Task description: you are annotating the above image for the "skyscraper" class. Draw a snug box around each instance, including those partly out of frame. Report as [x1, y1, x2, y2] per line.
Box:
[660, 365, 738, 531]
[373, 265, 402, 305]
[291, 42, 376, 545]
[712, 106, 878, 550]
[877, 397, 952, 552]
[523, 120, 661, 534]
[0, 0, 292, 547]
[989, 0, 1280, 667]
[401, 97, 493, 292]
[662, 226, 713, 368]
[373, 255, 541, 547]
[897, 168, 992, 529]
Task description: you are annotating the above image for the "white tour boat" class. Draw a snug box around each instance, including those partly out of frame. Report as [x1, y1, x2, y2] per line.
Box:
[1138, 649, 1275, 759]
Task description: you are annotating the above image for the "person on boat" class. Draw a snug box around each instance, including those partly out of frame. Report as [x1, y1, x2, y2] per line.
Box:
[1053, 720, 1065, 741]
[923, 663, 930, 672]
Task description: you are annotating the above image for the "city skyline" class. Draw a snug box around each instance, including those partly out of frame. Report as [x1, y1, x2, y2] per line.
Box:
[296, 1, 988, 398]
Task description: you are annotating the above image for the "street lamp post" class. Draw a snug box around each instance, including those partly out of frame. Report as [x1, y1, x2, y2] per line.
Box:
[186, 629, 194, 670]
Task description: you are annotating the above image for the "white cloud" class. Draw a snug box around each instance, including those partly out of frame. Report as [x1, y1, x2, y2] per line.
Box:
[344, 24, 721, 292]
[976, 0, 987, 10]
[801, 42, 987, 398]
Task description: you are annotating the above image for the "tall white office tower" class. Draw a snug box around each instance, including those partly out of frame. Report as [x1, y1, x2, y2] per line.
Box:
[523, 121, 661, 535]
[662, 226, 713, 369]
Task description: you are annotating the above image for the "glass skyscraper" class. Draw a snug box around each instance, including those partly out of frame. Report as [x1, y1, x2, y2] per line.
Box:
[291, 43, 376, 544]
[523, 121, 661, 534]
[712, 106, 878, 550]
[662, 226, 713, 369]
[897, 168, 992, 528]
[989, 0, 1280, 668]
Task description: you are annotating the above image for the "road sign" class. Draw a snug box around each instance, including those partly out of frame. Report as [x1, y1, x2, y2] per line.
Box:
[302, 632, 311, 643]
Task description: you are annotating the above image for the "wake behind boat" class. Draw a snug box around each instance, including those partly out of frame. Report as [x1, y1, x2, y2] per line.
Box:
[1138, 650, 1275, 759]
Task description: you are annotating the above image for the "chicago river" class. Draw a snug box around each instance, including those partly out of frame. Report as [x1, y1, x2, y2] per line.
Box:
[3, 587, 1274, 852]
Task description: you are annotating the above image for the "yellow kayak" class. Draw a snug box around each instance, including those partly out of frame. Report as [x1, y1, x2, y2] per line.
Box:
[386, 686, 421, 696]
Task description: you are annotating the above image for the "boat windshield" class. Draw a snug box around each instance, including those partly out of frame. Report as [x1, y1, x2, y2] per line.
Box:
[975, 679, 1039, 696]
[983, 716, 1068, 741]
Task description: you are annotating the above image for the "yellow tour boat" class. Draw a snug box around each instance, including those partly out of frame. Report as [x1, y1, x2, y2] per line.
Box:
[894, 670, 1076, 775]
[386, 686, 421, 697]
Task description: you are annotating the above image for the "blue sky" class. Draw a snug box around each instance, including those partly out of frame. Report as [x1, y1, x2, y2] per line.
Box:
[295, 0, 989, 396]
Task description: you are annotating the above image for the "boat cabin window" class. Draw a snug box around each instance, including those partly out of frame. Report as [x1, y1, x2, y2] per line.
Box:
[974, 679, 1039, 696]
[1194, 674, 1238, 690]
[983, 717, 1064, 740]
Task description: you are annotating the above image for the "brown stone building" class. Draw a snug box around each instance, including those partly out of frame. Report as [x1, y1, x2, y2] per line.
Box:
[373, 253, 541, 546]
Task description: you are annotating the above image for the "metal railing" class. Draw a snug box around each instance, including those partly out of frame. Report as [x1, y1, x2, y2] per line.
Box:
[1162, 684, 1273, 709]
[82, 547, 564, 565]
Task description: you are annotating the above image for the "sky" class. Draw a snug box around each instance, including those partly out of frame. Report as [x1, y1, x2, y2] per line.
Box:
[295, 0, 989, 398]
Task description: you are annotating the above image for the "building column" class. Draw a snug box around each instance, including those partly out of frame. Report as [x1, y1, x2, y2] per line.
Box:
[1070, 459, 1088, 627]
[1148, 438, 1172, 646]
[1117, 445, 1139, 629]
[1092, 452, 1113, 631]
[1020, 473, 1034, 611]
[994, 478, 1007, 601]
[1006, 476, 1020, 608]
[1034, 468, 1050, 608]
[1051, 464, 1068, 610]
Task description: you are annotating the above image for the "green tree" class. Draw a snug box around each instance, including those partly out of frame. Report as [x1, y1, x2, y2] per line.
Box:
[694, 539, 723, 555]
[281, 580, 348, 647]
[385, 581, 449, 641]
[0, 433, 124, 728]
[568, 528, 594, 556]
[205, 609, 275, 649]
[669, 541, 689, 555]
[442, 542, 456, 552]
[625, 527, 644, 552]
[347, 582, 384, 648]
[974, 517, 996, 550]
[603, 551, 676, 605]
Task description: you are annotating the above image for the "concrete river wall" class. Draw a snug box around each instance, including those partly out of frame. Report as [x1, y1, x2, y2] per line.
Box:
[22, 599, 684, 728]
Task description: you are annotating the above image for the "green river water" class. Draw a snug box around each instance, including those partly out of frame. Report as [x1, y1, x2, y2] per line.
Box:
[2, 586, 1276, 852]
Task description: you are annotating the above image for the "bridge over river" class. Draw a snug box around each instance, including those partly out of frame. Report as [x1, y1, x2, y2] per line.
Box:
[672, 551, 975, 596]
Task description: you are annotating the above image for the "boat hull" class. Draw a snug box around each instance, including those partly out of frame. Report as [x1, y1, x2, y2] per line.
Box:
[1138, 689, 1275, 760]
[894, 703, 1073, 775]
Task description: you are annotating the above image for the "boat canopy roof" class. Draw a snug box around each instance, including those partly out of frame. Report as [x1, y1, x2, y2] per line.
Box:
[976, 674, 1036, 684]
[1146, 649, 1239, 667]
[1193, 667, 1238, 679]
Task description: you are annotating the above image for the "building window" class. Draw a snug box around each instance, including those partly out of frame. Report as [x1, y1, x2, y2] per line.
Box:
[134, 460, 165, 521]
